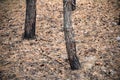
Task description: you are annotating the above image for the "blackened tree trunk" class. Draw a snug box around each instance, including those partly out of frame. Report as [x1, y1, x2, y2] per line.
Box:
[71, 0, 76, 11]
[24, 0, 36, 39]
[63, 0, 80, 70]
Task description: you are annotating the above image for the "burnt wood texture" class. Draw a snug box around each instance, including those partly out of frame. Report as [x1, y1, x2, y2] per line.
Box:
[24, 0, 36, 39]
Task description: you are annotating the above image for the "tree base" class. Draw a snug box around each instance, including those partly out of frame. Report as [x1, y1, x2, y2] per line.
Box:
[69, 56, 81, 70]
[23, 33, 36, 40]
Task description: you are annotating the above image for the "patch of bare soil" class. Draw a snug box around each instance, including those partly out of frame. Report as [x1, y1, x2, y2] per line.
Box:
[0, 0, 120, 80]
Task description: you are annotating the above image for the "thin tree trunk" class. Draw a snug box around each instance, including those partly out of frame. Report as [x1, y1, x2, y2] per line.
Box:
[63, 0, 80, 70]
[24, 0, 36, 39]
[118, 15, 120, 25]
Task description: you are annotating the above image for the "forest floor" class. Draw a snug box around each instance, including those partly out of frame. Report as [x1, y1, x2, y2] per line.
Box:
[0, 0, 120, 80]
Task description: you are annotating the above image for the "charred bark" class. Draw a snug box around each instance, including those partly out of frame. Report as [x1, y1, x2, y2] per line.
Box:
[24, 0, 36, 39]
[63, 0, 80, 70]
[71, 0, 76, 11]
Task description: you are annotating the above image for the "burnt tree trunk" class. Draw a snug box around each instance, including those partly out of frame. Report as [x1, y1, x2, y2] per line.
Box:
[63, 0, 80, 70]
[71, 0, 76, 11]
[24, 0, 36, 39]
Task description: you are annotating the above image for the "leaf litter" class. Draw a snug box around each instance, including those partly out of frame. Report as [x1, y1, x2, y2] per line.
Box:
[0, 0, 120, 80]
